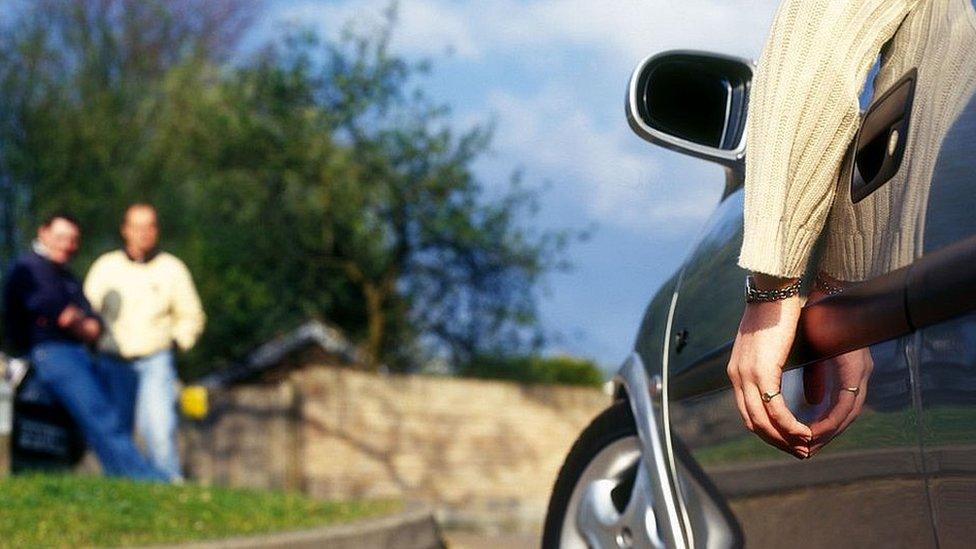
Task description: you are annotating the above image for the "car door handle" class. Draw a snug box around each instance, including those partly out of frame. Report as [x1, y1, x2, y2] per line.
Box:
[850, 68, 917, 203]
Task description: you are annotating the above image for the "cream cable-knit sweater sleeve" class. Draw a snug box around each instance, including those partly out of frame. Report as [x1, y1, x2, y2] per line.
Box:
[821, 0, 976, 281]
[739, 0, 921, 277]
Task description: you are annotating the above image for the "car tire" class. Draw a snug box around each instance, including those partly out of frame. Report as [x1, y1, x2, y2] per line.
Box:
[543, 400, 655, 548]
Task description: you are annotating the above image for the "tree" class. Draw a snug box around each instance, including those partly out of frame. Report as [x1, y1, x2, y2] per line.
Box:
[0, 0, 258, 265]
[252, 16, 577, 368]
[0, 1, 579, 377]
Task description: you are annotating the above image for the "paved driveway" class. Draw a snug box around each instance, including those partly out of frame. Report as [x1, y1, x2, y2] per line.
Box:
[443, 529, 540, 549]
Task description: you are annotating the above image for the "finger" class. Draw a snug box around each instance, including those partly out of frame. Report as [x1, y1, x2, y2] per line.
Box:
[733, 385, 753, 431]
[815, 388, 856, 436]
[743, 385, 805, 457]
[811, 384, 869, 455]
[809, 389, 858, 455]
[833, 386, 868, 440]
[763, 391, 813, 442]
[753, 368, 811, 443]
[809, 351, 874, 455]
[730, 375, 753, 431]
[727, 362, 753, 431]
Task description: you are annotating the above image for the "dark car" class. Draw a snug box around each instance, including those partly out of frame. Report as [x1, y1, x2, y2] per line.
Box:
[543, 1, 976, 547]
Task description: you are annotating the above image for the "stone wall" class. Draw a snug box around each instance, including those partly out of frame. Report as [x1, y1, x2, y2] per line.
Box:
[182, 365, 610, 531]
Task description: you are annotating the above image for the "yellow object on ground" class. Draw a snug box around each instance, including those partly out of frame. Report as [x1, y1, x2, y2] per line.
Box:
[180, 385, 209, 419]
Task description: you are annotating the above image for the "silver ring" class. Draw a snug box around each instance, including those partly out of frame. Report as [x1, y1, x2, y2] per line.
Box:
[841, 386, 860, 396]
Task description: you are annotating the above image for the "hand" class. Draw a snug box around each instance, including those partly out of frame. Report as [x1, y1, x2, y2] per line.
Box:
[802, 349, 873, 455]
[71, 317, 102, 343]
[57, 304, 85, 328]
[727, 276, 811, 459]
[59, 304, 101, 343]
[803, 285, 873, 456]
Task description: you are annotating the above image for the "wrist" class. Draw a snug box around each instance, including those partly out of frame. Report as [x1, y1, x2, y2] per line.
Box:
[745, 274, 802, 304]
[813, 271, 846, 296]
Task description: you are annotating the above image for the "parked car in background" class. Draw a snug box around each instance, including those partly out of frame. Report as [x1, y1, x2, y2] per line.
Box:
[543, 0, 976, 547]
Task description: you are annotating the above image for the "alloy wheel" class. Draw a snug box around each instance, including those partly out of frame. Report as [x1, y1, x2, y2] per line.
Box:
[560, 436, 664, 549]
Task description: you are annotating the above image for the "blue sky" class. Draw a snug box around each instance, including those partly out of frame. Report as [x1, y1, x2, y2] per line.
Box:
[260, 0, 782, 371]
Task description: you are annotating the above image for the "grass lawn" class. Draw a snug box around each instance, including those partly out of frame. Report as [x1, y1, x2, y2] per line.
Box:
[0, 474, 400, 548]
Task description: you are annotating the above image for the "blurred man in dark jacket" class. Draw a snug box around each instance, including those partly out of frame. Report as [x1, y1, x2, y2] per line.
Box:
[2, 213, 166, 480]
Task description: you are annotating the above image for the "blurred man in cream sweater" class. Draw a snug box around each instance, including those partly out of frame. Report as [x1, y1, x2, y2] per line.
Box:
[85, 204, 205, 480]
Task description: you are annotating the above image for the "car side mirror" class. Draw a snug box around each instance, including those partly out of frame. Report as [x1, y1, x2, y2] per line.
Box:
[627, 50, 754, 167]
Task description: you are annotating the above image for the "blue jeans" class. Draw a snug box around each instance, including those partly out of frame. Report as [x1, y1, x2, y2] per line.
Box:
[94, 353, 139, 435]
[98, 349, 181, 480]
[30, 342, 167, 481]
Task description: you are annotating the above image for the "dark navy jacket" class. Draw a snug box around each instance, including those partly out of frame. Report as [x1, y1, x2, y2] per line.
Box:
[2, 251, 98, 354]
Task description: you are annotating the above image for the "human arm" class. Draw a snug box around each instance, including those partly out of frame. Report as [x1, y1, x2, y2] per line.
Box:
[83, 257, 107, 314]
[61, 268, 102, 344]
[727, 275, 810, 458]
[170, 259, 205, 352]
[739, 0, 921, 277]
[57, 304, 101, 343]
[15, 264, 69, 321]
[728, 0, 919, 457]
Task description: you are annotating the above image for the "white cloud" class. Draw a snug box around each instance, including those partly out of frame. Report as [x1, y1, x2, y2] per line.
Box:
[477, 0, 779, 63]
[273, 0, 780, 64]
[268, 0, 774, 234]
[264, 0, 781, 362]
[272, 0, 483, 59]
[485, 87, 719, 234]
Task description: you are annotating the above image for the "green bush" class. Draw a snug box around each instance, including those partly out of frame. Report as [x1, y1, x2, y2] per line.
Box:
[460, 354, 605, 388]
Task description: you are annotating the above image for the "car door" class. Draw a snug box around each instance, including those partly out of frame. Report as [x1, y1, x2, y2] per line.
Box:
[666, 1, 976, 546]
[910, 1, 976, 546]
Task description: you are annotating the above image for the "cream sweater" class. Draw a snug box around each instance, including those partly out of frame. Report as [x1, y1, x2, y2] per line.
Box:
[84, 250, 206, 358]
[739, 0, 923, 277]
[822, 0, 976, 280]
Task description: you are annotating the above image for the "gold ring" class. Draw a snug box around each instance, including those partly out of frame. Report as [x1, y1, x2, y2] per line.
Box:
[841, 386, 860, 396]
[761, 390, 782, 403]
